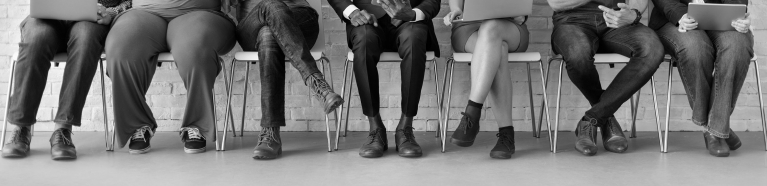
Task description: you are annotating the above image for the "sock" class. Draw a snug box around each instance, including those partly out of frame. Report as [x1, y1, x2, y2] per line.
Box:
[464, 100, 484, 120]
[368, 115, 385, 130]
[396, 114, 413, 130]
[499, 126, 514, 132]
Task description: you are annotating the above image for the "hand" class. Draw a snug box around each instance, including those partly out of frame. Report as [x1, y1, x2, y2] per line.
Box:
[96, 4, 113, 25]
[349, 9, 378, 27]
[677, 13, 698, 32]
[598, 3, 637, 28]
[731, 13, 750, 33]
[378, 0, 414, 21]
[443, 10, 462, 26]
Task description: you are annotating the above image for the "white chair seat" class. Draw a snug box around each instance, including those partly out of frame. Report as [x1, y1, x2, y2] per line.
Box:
[234, 50, 323, 61]
[157, 53, 174, 62]
[593, 54, 630, 64]
[452, 52, 541, 63]
[346, 51, 436, 62]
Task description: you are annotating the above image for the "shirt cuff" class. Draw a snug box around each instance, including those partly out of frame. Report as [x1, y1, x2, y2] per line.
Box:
[411, 8, 424, 22]
[343, 5, 359, 20]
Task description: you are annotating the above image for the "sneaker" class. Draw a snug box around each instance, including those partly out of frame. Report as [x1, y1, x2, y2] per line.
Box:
[490, 126, 515, 159]
[128, 126, 153, 154]
[305, 73, 344, 114]
[450, 112, 480, 147]
[180, 127, 206, 154]
[253, 127, 282, 160]
[1, 126, 32, 158]
[50, 128, 77, 160]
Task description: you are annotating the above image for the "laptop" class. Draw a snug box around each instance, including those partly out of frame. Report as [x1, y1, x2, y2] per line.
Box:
[688, 3, 747, 31]
[457, 0, 533, 22]
[30, 0, 98, 22]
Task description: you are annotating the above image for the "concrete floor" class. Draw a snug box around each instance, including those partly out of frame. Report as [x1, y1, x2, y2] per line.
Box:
[1, 131, 766, 186]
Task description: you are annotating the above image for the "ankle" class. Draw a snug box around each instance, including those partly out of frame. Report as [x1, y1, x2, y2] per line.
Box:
[396, 114, 414, 130]
[464, 100, 483, 119]
[368, 115, 385, 130]
[54, 124, 72, 130]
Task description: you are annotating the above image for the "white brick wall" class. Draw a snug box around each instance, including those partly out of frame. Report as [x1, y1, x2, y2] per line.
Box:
[0, 0, 764, 132]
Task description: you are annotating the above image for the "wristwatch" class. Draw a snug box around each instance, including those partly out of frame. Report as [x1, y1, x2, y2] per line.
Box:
[631, 9, 642, 25]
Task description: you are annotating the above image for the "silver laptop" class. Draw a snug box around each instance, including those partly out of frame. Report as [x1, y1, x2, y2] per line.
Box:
[688, 3, 747, 31]
[458, 0, 533, 22]
[30, 0, 98, 22]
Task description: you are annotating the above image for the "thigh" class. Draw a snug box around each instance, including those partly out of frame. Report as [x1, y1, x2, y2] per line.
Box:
[551, 23, 599, 62]
[394, 21, 429, 48]
[655, 23, 713, 56]
[706, 30, 754, 57]
[292, 7, 320, 49]
[68, 21, 110, 47]
[105, 9, 169, 58]
[600, 24, 663, 57]
[19, 17, 67, 49]
[167, 11, 236, 55]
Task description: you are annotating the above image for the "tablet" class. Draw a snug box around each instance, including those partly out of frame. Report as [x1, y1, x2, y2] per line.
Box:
[458, 0, 532, 22]
[688, 3, 747, 31]
[30, 0, 98, 22]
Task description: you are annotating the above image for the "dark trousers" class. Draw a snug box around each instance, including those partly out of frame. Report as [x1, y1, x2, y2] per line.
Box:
[346, 15, 429, 117]
[105, 9, 236, 147]
[8, 17, 108, 127]
[655, 23, 754, 138]
[236, 0, 321, 127]
[551, 11, 665, 122]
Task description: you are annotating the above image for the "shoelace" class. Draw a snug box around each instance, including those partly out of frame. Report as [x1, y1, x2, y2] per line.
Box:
[496, 133, 514, 150]
[8, 127, 30, 144]
[51, 129, 73, 146]
[366, 128, 385, 145]
[306, 74, 331, 98]
[459, 112, 475, 134]
[397, 127, 416, 144]
[580, 118, 598, 137]
[257, 129, 280, 146]
[180, 127, 205, 141]
[131, 126, 153, 142]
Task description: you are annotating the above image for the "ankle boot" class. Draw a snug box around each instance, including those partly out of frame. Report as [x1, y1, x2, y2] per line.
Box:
[704, 132, 730, 157]
[253, 127, 282, 160]
[305, 73, 344, 114]
[574, 116, 598, 156]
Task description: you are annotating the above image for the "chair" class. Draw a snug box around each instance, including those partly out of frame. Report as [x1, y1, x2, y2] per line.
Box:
[550, 54, 664, 153]
[440, 52, 552, 153]
[660, 55, 765, 152]
[335, 51, 440, 151]
[226, 0, 336, 152]
[2, 53, 113, 151]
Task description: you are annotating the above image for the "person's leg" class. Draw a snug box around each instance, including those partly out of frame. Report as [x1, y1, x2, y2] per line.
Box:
[106, 9, 168, 150]
[2, 17, 64, 158]
[253, 27, 287, 159]
[167, 10, 236, 153]
[390, 20, 429, 157]
[705, 30, 754, 139]
[347, 21, 387, 158]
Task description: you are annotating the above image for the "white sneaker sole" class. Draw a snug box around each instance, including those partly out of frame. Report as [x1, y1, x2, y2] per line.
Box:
[129, 146, 151, 154]
[184, 147, 206, 154]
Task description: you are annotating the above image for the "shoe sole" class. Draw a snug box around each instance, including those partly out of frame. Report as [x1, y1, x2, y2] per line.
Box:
[324, 96, 344, 114]
[52, 155, 77, 160]
[129, 146, 151, 154]
[729, 142, 742, 150]
[253, 148, 282, 160]
[490, 151, 513, 159]
[1, 153, 28, 158]
[575, 147, 597, 156]
[450, 138, 475, 147]
[184, 147, 206, 154]
[359, 151, 384, 158]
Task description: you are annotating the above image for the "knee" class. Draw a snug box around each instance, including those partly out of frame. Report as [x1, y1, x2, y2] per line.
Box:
[351, 25, 381, 50]
[256, 0, 290, 14]
[20, 18, 58, 47]
[715, 32, 753, 56]
[477, 19, 506, 38]
[69, 22, 107, 49]
[397, 24, 428, 46]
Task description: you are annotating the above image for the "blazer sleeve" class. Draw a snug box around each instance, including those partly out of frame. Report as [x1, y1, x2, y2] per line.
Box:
[328, 0, 355, 21]
[413, 0, 441, 19]
[651, 0, 689, 26]
[717, 0, 748, 5]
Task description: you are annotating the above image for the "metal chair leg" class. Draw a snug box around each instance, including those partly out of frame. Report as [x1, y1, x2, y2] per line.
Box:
[220, 59, 238, 151]
[433, 59, 442, 138]
[663, 61, 673, 153]
[343, 65, 354, 137]
[442, 61, 456, 153]
[98, 59, 113, 151]
[539, 59, 553, 149]
[630, 90, 640, 138]
[237, 62, 252, 137]
[318, 60, 332, 152]
[753, 60, 767, 151]
[220, 60, 237, 138]
[438, 59, 452, 147]
[1, 58, 18, 151]
[335, 59, 350, 150]
[526, 63, 538, 137]
[553, 60, 564, 153]
[651, 76, 663, 152]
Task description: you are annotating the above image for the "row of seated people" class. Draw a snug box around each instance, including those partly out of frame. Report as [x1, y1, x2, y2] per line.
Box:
[2, 0, 753, 160]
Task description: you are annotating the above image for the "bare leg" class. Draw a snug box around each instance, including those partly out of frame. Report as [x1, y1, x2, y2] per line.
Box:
[488, 50, 513, 128]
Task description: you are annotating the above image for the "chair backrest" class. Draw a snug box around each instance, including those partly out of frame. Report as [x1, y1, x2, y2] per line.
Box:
[309, 0, 324, 52]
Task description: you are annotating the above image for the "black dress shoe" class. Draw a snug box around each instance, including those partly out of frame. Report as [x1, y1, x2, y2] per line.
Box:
[725, 130, 741, 150]
[574, 116, 598, 156]
[50, 128, 76, 160]
[253, 127, 282, 160]
[490, 126, 515, 159]
[359, 128, 388, 158]
[128, 126, 153, 154]
[395, 127, 422, 157]
[180, 127, 206, 154]
[704, 132, 730, 157]
[601, 117, 628, 153]
[451, 112, 480, 147]
[1, 126, 32, 158]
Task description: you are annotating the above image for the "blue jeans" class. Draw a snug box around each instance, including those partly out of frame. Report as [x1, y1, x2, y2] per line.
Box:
[655, 23, 754, 138]
[236, 0, 321, 127]
[551, 11, 665, 123]
[8, 17, 108, 127]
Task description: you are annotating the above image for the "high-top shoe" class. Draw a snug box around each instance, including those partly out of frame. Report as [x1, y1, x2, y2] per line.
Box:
[253, 127, 282, 160]
[1, 126, 32, 158]
[180, 127, 206, 154]
[574, 116, 599, 156]
[305, 73, 344, 114]
[450, 112, 480, 147]
[128, 126, 154, 154]
[601, 116, 628, 153]
[490, 126, 515, 159]
[50, 128, 76, 160]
